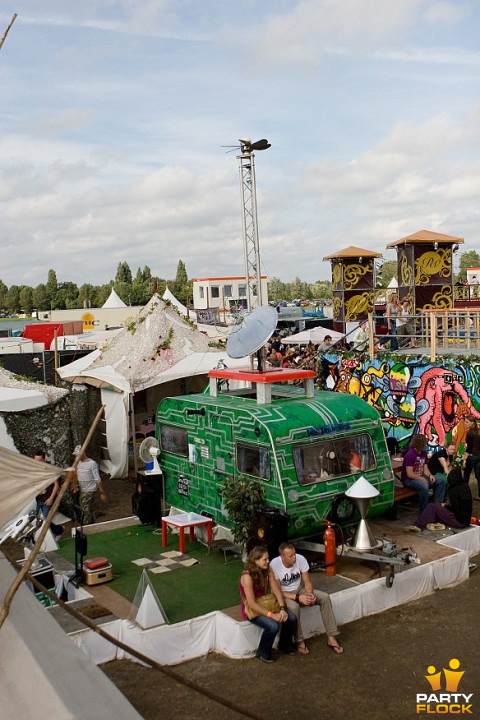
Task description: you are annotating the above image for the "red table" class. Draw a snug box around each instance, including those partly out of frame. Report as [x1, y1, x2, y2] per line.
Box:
[161, 512, 213, 554]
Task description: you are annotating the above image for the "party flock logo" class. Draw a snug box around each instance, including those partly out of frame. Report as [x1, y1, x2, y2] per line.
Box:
[417, 658, 473, 714]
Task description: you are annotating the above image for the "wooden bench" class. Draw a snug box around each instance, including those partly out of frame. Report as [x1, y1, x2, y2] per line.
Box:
[386, 485, 420, 520]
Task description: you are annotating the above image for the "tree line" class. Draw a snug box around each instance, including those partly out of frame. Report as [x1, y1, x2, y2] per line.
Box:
[1, 250, 478, 315]
[0, 260, 191, 314]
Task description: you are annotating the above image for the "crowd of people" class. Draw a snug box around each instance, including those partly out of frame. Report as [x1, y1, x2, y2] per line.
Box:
[400, 432, 474, 533]
[264, 293, 418, 383]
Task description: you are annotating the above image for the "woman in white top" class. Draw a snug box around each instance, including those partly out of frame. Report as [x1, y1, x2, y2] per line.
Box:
[384, 292, 401, 350]
[396, 298, 416, 348]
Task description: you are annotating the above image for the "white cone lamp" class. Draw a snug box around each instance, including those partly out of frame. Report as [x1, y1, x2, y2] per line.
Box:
[345, 476, 381, 552]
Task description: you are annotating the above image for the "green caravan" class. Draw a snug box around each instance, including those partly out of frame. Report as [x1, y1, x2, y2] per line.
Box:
[156, 367, 395, 539]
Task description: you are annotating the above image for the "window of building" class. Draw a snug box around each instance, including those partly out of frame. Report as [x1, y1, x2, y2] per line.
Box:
[292, 433, 375, 486]
[236, 443, 271, 480]
[159, 424, 188, 457]
[224, 284, 232, 297]
[238, 285, 246, 298]
[211, 286, 220, 298]
[199, 286, 204, 299]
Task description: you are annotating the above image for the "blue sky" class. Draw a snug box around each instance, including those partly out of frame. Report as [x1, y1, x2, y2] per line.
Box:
[1, 1, 480, 288]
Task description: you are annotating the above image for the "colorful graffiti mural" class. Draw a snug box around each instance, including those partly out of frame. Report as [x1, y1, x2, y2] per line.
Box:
[330, 356, 480, 450]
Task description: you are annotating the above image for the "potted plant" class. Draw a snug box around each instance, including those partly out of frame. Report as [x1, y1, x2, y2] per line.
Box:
[221, 475, 265, 550]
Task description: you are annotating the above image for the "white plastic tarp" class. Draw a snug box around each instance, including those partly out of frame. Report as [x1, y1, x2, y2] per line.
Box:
[0, 387, 47, 412]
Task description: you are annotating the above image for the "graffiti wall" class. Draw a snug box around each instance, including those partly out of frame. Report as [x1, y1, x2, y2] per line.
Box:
[326, 355, 480, 451]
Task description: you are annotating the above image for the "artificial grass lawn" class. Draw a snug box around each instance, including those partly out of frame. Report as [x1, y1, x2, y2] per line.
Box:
[57, 524, 243, 624]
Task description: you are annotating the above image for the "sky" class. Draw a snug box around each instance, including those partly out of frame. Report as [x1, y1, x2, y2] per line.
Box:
[1, 0, 480, 289]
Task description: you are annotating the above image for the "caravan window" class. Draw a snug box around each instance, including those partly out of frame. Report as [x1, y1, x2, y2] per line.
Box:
[160, 424, 188, 457]
[237, 443, 271, 480]
[293, 433, 375, 486]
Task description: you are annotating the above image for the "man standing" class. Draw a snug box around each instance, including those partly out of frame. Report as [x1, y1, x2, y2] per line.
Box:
[270, 542, 343, 655]
[34, 449, 64, 537]
[74, 445, 107, 525]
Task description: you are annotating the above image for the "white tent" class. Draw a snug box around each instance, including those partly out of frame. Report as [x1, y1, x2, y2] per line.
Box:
[387, 277, 398, 289]
[282, 327, 345, 345]
[0, 551, 142, 720]
[102, 288, 127, 308]
[0, 446, 65, 529]
[58, 295, 247, 477]
[162, 285, 197, 321]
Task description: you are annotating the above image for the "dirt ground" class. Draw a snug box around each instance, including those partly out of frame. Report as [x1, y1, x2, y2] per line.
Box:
[96, 475, 480, 720]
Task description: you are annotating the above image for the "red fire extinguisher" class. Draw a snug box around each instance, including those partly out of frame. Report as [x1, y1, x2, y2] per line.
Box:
[324, 521, 337, 576]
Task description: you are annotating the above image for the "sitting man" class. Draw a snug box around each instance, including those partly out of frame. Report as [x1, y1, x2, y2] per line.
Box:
[34, 449, 64, 537]
[401, 434, 446, 512]
[270, 542, 343, 655]
[351, 320, 368, 352]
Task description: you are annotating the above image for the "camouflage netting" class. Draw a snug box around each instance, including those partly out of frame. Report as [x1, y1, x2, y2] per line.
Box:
[1, 384, 102, 468]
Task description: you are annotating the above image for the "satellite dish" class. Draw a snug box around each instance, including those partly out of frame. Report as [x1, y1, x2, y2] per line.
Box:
[226, 306, 278, 360]
[139, 437, 161, 474]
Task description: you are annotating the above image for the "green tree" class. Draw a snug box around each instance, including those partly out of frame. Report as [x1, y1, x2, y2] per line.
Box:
[46, 269, 58, 305]
[458, 250, 480, 281]
[311, 280, 332, 299]
[175, 259, 188, 286]
[78, 283, 95, 308]
[53, 282, 78, 310]
[379, 260, 397, 288]
[6, 285, 20, 313]
[114, 281, 132, 305]
[173, 259, 190, 303]
[33, 283, 49, 311]
[115, 261, 132, 285]
[267, 277, 286, 301]
[19, 286, 34, 314]
[0, 279, 8, 309]
[93, 284, 113, 307]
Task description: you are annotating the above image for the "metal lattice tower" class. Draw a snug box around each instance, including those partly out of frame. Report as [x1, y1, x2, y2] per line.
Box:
[236, 138, 270, 310]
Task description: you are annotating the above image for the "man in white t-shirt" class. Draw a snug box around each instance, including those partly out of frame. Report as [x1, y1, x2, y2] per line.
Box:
[73, 445, 107, 524]
[270, 542, 343, 654]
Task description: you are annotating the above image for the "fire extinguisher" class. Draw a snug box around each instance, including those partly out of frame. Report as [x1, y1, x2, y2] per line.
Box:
[324, 521, 337, 576]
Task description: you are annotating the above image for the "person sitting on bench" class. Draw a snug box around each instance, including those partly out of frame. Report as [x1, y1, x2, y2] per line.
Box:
[401, 434, 446, 512]
[405, 465, 472, 532]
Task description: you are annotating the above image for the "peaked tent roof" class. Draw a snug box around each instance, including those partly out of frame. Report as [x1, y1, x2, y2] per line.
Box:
[163, 286, 197, 321]
[102, 288, 127, 308]
[58, 294, 247, 393]
[323, 245, 383, 260]
[386, 229, 464, 248]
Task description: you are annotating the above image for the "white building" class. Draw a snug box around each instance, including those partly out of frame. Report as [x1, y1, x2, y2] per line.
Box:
[192, 275, 268, 322]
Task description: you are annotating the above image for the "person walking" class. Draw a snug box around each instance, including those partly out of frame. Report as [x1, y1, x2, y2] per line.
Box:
[73, 445, 108, 525]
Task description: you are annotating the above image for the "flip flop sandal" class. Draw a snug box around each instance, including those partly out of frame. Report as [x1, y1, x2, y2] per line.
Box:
[327, 643, 344, 654]
[297, 643, 310, 655]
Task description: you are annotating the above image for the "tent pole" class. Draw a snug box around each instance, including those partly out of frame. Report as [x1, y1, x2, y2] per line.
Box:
[129, 392, 138, 478]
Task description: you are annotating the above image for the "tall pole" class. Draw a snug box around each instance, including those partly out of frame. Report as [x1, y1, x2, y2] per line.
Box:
[237, 142, 264, 310]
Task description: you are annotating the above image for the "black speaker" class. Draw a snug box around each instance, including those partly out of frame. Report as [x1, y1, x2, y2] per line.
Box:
[248, 506, 289, 558]
[133, 472, 163, 525]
